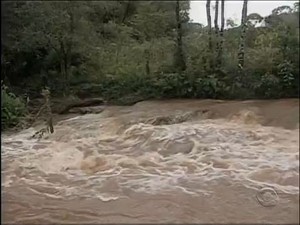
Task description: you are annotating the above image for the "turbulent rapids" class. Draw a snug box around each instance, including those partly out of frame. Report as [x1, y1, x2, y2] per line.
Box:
[2, 99, 299, 224]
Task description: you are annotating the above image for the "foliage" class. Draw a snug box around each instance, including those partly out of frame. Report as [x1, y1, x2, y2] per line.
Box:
[1, 1, 299, 129]
[1, 84, 27, 130]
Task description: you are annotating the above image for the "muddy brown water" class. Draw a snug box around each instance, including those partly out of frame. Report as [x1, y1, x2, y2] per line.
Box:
[2, 99, 299, 224]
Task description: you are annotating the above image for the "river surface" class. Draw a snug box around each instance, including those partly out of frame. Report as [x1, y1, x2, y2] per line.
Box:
[2, 99, 299, 224]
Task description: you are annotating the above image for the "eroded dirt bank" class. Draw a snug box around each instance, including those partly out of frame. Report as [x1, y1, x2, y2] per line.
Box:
[2, 99, 299, 224]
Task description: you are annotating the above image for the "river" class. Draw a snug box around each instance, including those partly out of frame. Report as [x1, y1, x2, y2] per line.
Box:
[2, 99, 299, 224]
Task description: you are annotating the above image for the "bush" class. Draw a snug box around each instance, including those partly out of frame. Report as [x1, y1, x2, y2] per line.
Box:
[1, 84, 27, 130]
[72, 72, 237, 103]
[277, 60, 298, 97]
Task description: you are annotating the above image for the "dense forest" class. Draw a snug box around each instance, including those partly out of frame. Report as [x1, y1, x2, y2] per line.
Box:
[1, 1, 299, 130]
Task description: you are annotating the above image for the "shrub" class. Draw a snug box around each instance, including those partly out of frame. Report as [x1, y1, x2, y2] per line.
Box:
[277, 60, 298, 97]
[1, 84, 27, 130]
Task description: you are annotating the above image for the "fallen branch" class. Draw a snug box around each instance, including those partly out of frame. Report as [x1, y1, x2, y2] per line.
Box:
[30, 88, 54, 139]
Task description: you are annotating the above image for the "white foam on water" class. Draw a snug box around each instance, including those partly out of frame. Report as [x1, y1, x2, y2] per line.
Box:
[2, 108, 299, 199]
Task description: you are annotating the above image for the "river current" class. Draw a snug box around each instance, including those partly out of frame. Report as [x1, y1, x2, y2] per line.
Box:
[2, 99, 299, 224]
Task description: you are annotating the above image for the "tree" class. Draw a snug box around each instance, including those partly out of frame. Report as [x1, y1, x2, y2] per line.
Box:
[213, 0, 220, 70]
[226, 18, 238, 28]
[247, 13, 263, 27]
[2, 1, 95, 93]
[206, 0, 213, 71]
[1, 0, 298, 104]
[216, 0, 225, 69]
[128, 1, 189, 75]
[237, 0, 248, 69]
[272, 5, 292, 15]
[214, 0, 220, 33]
[174, 0, 186, 72]
[293, 2, 299, 12]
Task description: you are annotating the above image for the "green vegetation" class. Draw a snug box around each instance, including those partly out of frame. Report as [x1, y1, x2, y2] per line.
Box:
[1, 1, 299, 129]
[1, 84, 26, 129]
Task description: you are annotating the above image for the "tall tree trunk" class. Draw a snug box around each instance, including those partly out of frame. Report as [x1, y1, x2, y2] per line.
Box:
[59, 39, 70, 96]
[214, 0, 220, 70]
[214, 0, 219, 36]
[216, 0, 225, 69]
[59, 40, 66, 77]
[237, 0, 248, 69]
[206, 0, 213, 71]
[206, 0, 212, 51]
[59, 58, 66, 96]
[65, 4, 75, 95]
[121, 1, 130, 23]
[145, 49, 150, 75]
[175, 0, 186, 72]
